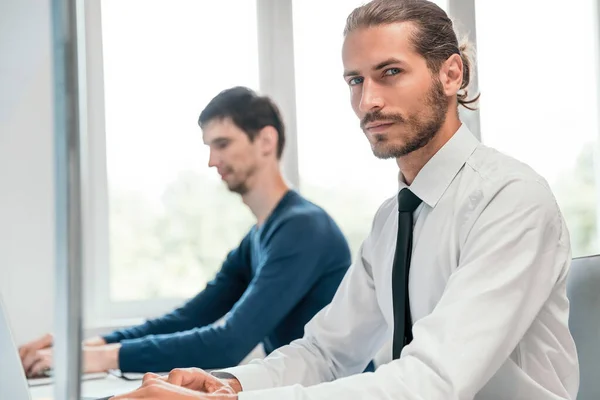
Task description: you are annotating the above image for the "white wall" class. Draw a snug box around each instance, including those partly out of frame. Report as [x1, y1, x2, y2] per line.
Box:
[0, 0, 55, 344]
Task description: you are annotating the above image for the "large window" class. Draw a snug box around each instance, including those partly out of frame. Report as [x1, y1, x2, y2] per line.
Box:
[292, 0, 448, 255]
[100, 0, 257, 302]
[87, 0, 600, 324]
[476, 0, 600, 257]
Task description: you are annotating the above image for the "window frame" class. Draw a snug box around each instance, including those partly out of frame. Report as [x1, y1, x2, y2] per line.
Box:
[82, 0, 303, 325]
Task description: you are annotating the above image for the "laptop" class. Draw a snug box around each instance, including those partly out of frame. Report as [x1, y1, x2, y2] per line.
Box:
[0, 295, 112, 400]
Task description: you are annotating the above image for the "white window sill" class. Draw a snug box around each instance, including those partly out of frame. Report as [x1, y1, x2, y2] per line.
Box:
[84, 317, 146, 338]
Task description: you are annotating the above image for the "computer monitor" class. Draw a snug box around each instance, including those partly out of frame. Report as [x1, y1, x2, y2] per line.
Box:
[0, 294, 34, 399]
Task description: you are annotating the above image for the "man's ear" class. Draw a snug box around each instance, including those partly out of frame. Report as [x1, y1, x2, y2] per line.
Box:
[439, 53, 463, 96]
[257, 126, 278, 157]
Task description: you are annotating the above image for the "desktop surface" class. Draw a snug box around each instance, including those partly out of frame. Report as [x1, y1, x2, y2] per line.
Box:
[29, 374, 141, 400]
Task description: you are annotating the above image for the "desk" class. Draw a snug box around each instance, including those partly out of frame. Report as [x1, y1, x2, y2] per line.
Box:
[30, 375, 141, 399]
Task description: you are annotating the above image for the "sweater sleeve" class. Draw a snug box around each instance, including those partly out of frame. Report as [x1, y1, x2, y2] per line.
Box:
[114, 217, 332, 373]
[102, 234, 252, 369]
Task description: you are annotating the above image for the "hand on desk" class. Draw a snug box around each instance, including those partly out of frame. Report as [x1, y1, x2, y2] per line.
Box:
[19, 333, 120, 377]
[110, 368, 241, 400]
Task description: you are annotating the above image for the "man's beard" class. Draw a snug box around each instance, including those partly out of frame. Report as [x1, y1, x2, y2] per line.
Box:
[362, 78, 449, 159]
[226, 164, 257, 195]
[228, 181, 249, 195]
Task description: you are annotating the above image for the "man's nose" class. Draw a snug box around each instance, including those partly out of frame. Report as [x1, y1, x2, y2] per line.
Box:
[208, 150, 219, 168]
[358, 79, 384, 114]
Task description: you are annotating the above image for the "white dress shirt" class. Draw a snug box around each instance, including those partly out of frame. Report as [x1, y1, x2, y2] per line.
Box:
[216, 124, 579, 400]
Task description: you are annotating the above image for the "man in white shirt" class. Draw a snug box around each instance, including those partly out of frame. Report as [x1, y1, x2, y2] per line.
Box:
[112, 0, 579, 399]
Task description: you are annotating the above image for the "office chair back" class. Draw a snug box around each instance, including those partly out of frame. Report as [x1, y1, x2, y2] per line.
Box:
[567, 255, 600, 400]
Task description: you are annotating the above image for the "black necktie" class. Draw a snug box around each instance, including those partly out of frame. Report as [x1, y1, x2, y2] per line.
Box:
[392, 188, 422, 359]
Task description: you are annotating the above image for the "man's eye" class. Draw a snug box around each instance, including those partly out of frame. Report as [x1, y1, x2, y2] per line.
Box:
[384, 68, 402, 76]
[348, 77, 364, 86]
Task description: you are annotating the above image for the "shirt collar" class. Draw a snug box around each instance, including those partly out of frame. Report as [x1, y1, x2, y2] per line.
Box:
[398, 124, 480, 208]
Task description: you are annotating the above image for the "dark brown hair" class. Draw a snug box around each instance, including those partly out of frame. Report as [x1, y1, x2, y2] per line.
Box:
[199, 86, 286, 158]
[345, 0, 480, 110]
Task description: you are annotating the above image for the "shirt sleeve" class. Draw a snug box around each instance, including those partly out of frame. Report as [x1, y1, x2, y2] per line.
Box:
[116, 215, 345, 372]
[230, 179, 570, 400]
[215, 207, 390, 392]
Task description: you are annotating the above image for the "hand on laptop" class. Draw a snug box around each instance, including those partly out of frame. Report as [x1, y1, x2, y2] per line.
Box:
[18, 333, 53, 362]
[18, 333, 120, 377]
[110, 370, 240, 399]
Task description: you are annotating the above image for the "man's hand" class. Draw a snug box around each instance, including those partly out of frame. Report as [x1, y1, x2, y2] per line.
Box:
[141, 368, 242, 394]
[19, 333, 53, 369]
[22, 342, 121, 377]
[19, 334, 111, 377]
[110, 377, 238, 400]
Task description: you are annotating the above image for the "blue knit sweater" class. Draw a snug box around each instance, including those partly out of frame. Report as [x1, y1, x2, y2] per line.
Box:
[103, 190, 351, 373]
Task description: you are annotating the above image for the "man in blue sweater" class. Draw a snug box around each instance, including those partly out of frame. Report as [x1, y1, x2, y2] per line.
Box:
[19, 86, 351, 375]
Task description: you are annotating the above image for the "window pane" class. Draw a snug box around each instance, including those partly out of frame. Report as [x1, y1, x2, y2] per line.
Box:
[476, 0, 600, 257]
[101, 0, 258, 301]
[292, 0, 447, 256]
